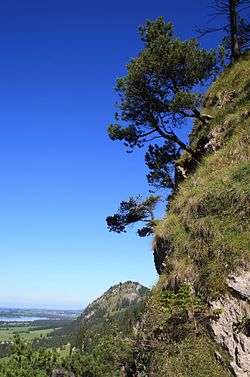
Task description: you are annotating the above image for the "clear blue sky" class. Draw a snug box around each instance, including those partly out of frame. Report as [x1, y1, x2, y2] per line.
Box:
[0, 0, 223, 309]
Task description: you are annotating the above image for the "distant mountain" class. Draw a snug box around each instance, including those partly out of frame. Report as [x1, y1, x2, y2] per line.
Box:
[79, 281, 149, 329]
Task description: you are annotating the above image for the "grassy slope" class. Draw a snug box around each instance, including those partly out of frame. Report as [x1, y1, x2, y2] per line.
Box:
[140, 53, 250, 376]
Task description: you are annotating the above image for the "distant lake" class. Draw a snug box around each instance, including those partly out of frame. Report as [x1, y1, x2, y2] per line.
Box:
[0, 317, 47, 322]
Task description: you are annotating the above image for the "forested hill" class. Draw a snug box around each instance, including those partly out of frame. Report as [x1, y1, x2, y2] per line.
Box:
[78, 281, 148, 329]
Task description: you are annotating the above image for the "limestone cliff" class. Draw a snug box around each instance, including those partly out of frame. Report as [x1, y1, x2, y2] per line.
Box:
[209, 271, 250, 376]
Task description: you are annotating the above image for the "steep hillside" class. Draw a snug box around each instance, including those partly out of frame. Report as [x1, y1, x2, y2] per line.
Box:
[138, 53, 250, 377]
[78, 281, 148, 329]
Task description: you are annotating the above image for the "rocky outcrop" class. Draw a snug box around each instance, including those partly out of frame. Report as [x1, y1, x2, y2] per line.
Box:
[204, 89, 243, 109]
[52, 369, 75, 377]
[209, 270, 250, 377]
[153, 236, 173, 274]
[204, 122, 230, 153]
[203, 117, 238, 154]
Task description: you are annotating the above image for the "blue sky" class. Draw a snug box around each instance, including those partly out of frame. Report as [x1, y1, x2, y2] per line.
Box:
[0, 0, 223, 309]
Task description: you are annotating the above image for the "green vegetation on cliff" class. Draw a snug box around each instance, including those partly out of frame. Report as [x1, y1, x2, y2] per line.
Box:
[138, 52, 250, 376]
[155, 52, 250, 298]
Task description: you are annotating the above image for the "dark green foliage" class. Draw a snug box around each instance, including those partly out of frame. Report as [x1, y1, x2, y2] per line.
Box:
[0, 335, 60, 377]
[32, 334, 72, 351]
[30, 319, 76, 331]
[64, 292, 147, 376]
[106, 194, 161, 236]
[0, 319, 137, 377]
[74, 325, 86, 352]
[108, 17, 218, 155]
[63, 334, 135, 377]
[157, 284, 204, 321]
[145, 141, 180, 190]
[135, 286, 232, 377]
[72, 282, 148, 361]
[66, 300, 147, 375]
[106, 17, 219, 239]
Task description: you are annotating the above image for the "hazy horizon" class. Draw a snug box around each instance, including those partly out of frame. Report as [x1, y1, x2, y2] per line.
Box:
[0, 305, 83, 311]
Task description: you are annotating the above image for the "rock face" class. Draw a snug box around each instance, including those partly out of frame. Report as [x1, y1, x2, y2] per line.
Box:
[52, 369, 75, 377]
[153, 236, 173, 275]
[204, 88, 243, 108]
[209, 271, 250, 377]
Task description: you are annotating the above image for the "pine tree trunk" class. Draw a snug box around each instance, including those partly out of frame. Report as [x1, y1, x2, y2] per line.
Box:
[230, 0, 241, 62]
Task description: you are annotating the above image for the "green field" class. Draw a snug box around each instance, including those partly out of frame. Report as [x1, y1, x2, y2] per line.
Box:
[0, 324, 54, 342]
[57, 343, 71, 358]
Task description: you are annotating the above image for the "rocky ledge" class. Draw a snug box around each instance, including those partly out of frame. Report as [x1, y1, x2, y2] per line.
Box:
[209, 270, 250, 377]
